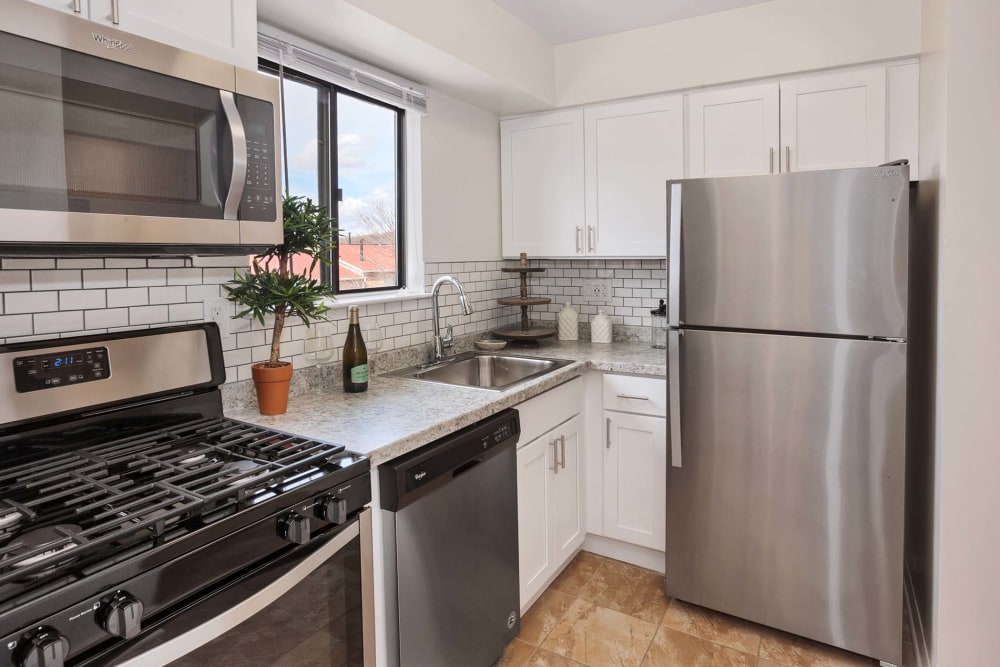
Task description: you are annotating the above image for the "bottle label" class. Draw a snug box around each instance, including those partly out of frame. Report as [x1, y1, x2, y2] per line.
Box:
[350, 364, 369, 383]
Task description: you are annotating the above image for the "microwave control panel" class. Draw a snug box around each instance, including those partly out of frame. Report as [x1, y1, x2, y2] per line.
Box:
[13, 347, 110, 393]
[237, 95, 278, 222]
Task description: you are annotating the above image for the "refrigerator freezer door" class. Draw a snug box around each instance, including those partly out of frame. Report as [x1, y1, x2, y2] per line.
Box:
[665, 329, 905, 663]
[667, 166, 909, 338]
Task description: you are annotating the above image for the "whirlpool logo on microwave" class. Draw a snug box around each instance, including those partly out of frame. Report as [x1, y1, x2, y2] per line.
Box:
[92, 32, 134, 52]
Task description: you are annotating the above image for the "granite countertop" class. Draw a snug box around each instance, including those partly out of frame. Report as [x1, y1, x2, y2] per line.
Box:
[226, 340, 666, 466]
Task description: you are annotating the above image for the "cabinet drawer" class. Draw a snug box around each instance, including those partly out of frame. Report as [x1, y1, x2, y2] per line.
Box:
[603, 374, 666, 417]
[516, 376, 583, 448]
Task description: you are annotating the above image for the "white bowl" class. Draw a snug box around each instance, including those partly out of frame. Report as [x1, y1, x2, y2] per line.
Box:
[475, 339, 508, 351]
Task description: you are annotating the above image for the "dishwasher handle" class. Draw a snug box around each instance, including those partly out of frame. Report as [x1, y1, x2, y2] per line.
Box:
[379, 408, 521, 511]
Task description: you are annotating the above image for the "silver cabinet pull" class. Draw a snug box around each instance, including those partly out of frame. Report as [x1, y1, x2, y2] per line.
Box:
[769, 147, 774, 174]
[111, 0, 120, 24]
[549, 440, 559, 474]
[616, 393, 649, 401]
[220, 91, 248, 221]
[559, 435, 566, 469]
[606, 417, 611, 449]
[588, 226, 595, 253]
[72, 0, 82, 13]
[576, 226, 582, 254]
[668, 330, 683, 467]
[785, 146, 791, 172]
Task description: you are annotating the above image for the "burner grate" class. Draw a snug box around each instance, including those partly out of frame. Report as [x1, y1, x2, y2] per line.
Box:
[0, 418, 346, 585]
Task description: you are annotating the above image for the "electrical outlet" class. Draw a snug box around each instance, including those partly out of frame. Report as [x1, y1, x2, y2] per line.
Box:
[206, 298, 231, 338]
[582, 279, 613, 303]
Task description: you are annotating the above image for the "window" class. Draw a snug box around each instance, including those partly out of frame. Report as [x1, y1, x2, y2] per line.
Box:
[260, 61, 405, 295]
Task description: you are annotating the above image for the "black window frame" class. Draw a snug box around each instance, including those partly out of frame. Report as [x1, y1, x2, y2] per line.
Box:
[259, 59, 406, 296]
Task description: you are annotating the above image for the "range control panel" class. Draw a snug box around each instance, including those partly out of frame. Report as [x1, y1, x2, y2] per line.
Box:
[13, 347, 110, 393]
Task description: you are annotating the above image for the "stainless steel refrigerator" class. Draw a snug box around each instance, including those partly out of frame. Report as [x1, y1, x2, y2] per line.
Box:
[665, 164, 909, 665]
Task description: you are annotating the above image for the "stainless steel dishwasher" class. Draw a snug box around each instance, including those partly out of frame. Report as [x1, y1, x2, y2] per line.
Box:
[380, 409, 521, 667]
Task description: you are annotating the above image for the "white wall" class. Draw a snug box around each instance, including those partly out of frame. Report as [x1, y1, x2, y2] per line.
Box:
[421, 92, 502, 262]
[923, 0, 1000, 664]
[554, 0, 922, 107]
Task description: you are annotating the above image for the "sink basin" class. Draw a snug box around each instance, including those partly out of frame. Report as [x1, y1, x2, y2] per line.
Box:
[387, 352, 573, 391]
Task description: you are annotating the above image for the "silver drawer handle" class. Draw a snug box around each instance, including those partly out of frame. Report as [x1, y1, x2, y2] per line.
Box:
[111, 0, 120, 24]
[72, 0, 82, 12]
[549, 440, 559, 474]
[616, 393, 649, 401]
[559, 435, 566, 469]
[606, 417, 611, 449]
[576, 226, 583, 254]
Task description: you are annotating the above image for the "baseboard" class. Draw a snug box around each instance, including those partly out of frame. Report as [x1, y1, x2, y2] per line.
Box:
[583, 533, 664, 573]
[904, 563, 931, 667]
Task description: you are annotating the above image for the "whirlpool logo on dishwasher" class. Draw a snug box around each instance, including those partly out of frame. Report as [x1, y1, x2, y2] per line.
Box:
[414, 471, 427, 481]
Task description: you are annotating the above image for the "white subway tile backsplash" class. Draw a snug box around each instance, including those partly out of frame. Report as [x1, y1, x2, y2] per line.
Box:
[149, 286, 187, 304]
[129, 305, 168, 325]
[6, 291, 58, 314]
[167, 268, 203, 285]
[169, 303, 203, 321]
[60, 290, 107, 310]
[105, 258, 147, 269]
[34, 310, 83, 334]
[127, 269, 167, 287]
[107, 288, 149, 308]
[56, 259, 104, 269]
[85, 308, 129, 329]
[2, 259, 55, 270]
[0, 314, 33, 337]
[31, 269, 82, 291]
[83, 269, 127, 289]
[0, 271, 31, 292]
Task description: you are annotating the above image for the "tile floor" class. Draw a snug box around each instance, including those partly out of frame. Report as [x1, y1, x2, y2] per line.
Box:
[496, 551, 881, 667]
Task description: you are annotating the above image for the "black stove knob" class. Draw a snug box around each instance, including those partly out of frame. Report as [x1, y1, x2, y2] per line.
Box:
[317, 495, 349, 525]
[98, 591, 144, 639]
[279, 513, 311, 544]
[14, 627, 69, 667]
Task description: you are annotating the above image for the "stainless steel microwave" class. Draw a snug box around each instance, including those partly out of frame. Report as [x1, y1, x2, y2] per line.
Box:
[0, 0, 282, 255]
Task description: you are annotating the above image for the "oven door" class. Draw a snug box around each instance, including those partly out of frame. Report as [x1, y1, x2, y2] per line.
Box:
[103, 509, 374, 667]
[0, 23, 279, 253]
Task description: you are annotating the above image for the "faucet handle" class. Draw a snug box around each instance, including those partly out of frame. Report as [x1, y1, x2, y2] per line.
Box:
[442, 324, 454, 347]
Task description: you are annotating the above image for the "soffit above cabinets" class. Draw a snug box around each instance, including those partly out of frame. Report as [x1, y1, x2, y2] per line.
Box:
[490, 0, 773, 44]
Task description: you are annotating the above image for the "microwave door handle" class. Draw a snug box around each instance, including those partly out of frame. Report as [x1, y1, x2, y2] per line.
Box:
[220, 91, 248, 221]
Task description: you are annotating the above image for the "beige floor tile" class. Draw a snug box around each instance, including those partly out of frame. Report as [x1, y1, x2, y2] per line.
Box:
[527, 648, 586, 666]
[520, 588, 577, 646]
[541, 599, 659, 667]
[759, 629, 874, 667]
[579, 558, 670, 624]
[661, 600, 762, 655]
[641, 626, 756, 667]
[496, 638, 537, 667]
[549, 551, 606, 596]
[756, 660, 784, 667]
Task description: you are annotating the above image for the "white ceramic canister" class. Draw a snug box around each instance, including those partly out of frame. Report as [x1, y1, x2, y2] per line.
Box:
[591, 309, 613, 344]
[557, 302, 579, 341]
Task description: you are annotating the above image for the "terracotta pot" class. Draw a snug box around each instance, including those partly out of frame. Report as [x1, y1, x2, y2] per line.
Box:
[251, 362, 293, 416]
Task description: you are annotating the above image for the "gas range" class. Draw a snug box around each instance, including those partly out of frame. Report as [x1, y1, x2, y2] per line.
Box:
[0, 324, 371, 667]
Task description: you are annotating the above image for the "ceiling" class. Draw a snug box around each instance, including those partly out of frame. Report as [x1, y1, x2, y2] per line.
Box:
[491, 0, 774, 44]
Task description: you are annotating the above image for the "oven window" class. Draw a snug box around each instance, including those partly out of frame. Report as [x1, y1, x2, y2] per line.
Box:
[0, 31, 227, 220]
[166, 533, 364, 667]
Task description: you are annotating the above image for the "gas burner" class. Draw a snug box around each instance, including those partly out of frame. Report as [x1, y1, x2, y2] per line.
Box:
[4, 525, 82, 574]
[173, 445, 209, 467]
[0, 506, 24, 533]
[220, 460, 265, 487]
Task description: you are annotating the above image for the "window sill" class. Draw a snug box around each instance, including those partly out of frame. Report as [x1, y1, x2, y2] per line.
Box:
[322, 288, 430, 310]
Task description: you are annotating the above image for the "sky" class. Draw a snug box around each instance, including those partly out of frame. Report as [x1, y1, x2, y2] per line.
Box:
[281, 79, 398, 237]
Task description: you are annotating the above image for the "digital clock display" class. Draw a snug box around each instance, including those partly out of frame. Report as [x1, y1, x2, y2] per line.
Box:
[50, 354, 82, 368]
[13, 346, 109, 393]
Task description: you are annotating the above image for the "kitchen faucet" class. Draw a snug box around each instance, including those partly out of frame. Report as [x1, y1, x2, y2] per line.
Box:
[431, 275, 474, 362]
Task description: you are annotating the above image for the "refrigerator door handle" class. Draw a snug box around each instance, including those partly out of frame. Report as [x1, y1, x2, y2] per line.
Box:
[668, 329, 683, 468]
[667, 182, 682, 326]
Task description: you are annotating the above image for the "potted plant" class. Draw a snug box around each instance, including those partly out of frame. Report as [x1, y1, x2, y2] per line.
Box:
[223, 194, 337, 415]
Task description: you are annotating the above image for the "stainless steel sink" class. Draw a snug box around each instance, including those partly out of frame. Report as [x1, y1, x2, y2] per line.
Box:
[386, 351, 573, 391]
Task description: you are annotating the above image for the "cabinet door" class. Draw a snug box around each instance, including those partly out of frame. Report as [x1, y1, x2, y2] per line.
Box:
[550, 415, 585, 566]
[90, 0, 257, 69]
[604, 412, 667, 550]
[25, 0, 88, 15]
[501, 110, 584, 258]
[517, 433, 556, 606]
[780, 69, 887, 172]
[687, 83, 779, 178]
[584, 95, 682, 257]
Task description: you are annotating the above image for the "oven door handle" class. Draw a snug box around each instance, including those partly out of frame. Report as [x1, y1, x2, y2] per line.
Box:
[220, 90, 247, 221]
[113, 510, 372, 667]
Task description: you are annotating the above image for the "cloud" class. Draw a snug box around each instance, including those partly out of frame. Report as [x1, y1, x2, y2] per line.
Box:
[338, 133, 369, 169]
[337, 187, 396, 233]
[289, 139, 318, 172]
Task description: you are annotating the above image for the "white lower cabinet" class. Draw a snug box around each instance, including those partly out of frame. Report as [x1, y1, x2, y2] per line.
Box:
[515, 379, 584, 609]
[603, 412, 666, 551]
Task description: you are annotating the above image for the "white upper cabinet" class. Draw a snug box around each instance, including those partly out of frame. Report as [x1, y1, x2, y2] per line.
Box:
[26, 0, 88, 16]
[687, 83, 780, 178]
[886, 62, 920, 179]
[85, 1, 257, 69]
[779, 69, 887, 172]
[501, 110, 585, 258]
[584, 95, 682, 257]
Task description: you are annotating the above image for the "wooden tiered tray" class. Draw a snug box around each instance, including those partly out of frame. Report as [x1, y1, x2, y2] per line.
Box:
[493, 253, 557, 344]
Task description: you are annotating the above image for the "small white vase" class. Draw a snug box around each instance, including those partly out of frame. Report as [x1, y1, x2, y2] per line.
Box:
[557, 302, 579, 341]
[591, 309, 613, 344]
